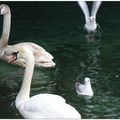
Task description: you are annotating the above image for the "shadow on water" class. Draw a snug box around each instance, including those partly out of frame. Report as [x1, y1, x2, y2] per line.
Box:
[0, 2, 120, 119]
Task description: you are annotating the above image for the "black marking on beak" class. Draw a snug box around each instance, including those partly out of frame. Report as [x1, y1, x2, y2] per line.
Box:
[9, 51, 19, 63]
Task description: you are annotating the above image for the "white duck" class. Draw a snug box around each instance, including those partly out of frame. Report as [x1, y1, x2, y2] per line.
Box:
[5, 46, 81, 119]
[77, 1, 102, 33]
[75, 77, 93, 100]
[0, 4, 55, 67]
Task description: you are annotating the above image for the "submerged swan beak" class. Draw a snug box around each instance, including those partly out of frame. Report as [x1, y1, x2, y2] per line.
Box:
[9, 51, 19, 63]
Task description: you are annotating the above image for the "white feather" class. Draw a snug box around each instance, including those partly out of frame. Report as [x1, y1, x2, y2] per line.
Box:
[75, 77, 94, 100]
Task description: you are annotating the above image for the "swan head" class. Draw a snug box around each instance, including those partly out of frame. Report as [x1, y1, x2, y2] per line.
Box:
[4, 46, 56, 68]
[84, 77, 90, 84]
[75, 77, 91, 86]
[0, 4, 10, 15]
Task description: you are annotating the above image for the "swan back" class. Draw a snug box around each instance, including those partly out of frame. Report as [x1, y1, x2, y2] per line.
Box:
[4, 43, 55, 67]
[18, 94, 81, 118]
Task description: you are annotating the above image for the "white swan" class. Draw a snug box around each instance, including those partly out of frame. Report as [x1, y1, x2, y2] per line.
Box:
[5, 46, 81, 119]
[78, 1, 102, 32]
[0, 4, 55, 67]
[75, 77, 93, 100]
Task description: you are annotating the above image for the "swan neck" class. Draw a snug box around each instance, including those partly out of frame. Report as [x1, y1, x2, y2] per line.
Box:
[0, 10, 11, 47]
[85, 82, 91, 88]
[16, 50, 34, 108]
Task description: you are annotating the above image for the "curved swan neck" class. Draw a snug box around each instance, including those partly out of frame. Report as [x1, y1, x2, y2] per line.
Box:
[16, 48, 35, 108]
[0, 9, 11, 48]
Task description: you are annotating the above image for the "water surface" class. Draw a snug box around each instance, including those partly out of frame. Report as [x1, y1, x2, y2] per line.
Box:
[0, 2, 120, 119]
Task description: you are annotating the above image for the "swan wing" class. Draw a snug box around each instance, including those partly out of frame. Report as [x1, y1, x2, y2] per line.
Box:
[15, 42, 52, 58]
[84, 84, 94, 96]
[76, 83, 93, 96]
[10, 42, 53, 58]
[77, 1, 90, 22]
[19, 94, 80, 118]
[77, 84, 85, 92]
[91, 1, 102, 18]
[20, 42, 54, 61]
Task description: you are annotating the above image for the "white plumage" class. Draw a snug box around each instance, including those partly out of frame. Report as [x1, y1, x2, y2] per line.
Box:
[6, 46, 81, 119]
[0, 4, 55, 68]
[75, 77, 94, 100]
[18, 94, 81, 118]
[77, 1, 102, 32]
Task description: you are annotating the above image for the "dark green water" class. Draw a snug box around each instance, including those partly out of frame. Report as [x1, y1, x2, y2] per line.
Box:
[0, 2, 120, 119]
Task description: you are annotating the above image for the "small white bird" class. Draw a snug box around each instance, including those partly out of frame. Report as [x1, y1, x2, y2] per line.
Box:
[75, 77, 93, 100]
[77, 1, 102, 33]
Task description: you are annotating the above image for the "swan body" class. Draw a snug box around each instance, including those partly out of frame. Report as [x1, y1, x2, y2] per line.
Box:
[75, 77, 93, 100]
[2, 42, 55, 67]
[0, 4, 55, 67]
[18, 94, 81, 118]
[85, 17, 97, 32]
[5, 46, 81, 118]
[78, 1, 102, 32]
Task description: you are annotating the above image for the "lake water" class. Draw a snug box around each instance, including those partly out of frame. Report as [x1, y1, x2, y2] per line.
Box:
[0, 2, 120, 119]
